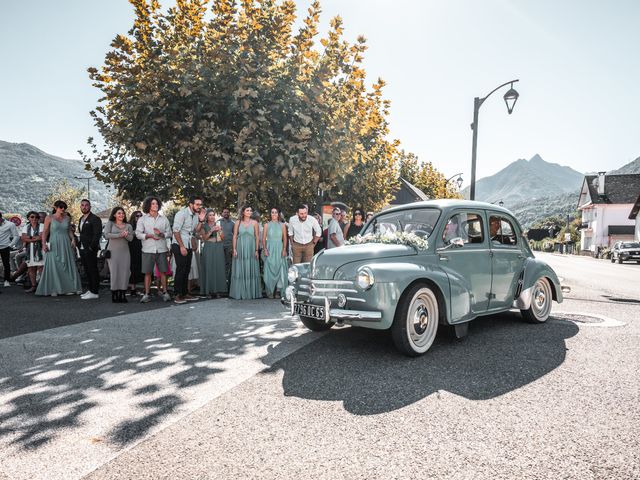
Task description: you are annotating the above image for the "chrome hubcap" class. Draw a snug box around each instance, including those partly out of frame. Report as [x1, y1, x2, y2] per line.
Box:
[408, 289, 438, 351]
[531, 278, 551, 320]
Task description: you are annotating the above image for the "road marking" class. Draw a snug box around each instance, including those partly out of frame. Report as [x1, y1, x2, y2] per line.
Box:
[551, 312, 626, 328]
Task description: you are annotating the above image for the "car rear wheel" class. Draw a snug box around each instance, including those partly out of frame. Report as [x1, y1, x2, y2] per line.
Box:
[299, 315, 334, 331]
[391, 284, 439, 356]
[521, 277, 552, 323]
[610, 256, 615, 263]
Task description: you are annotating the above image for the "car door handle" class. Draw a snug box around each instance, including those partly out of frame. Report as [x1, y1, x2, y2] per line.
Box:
[439, 255, 449, 261]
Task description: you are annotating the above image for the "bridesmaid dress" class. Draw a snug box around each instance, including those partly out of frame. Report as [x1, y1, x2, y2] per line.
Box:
[36, 216, 82, 296]
[229, 222, 261, 299]
[262, 221, 288, 298]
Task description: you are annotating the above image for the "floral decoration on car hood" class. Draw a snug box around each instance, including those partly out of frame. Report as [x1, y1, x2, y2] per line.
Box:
[345, 232, 429, 251]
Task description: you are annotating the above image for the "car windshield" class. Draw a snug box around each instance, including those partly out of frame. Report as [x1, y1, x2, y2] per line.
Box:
[362, 208, 440, 239]
[621, 242, 640, 248]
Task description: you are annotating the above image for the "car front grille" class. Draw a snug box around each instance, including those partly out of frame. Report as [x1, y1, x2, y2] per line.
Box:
[297, 278, 365, 303]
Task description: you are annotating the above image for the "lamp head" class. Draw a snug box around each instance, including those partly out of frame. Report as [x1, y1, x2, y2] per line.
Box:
[503, 83, 519, 114]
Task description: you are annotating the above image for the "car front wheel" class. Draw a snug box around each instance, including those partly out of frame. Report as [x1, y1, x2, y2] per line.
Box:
[521, 277, 552, 323]
[391, 284, 439, 356]
[299, 315, 334, 331]
[618, 257, 623, 264]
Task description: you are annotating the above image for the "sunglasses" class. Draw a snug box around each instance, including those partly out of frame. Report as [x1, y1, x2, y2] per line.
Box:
[355, 212, 363, 216]
[29, 215, 37, 219]
[57, 206, 67, 210]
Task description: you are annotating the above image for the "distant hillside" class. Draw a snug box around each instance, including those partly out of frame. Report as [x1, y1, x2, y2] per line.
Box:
[609, 156, 640, 174]
[462, 154, 584, 205]
[509, 191, 579, 229]
[0, 140, 113, 214]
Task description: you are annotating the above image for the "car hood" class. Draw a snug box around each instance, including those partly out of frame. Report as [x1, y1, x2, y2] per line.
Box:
[310, 243, 417, 279]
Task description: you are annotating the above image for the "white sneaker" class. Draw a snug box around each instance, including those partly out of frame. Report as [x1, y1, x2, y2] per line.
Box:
[80, 290, 91, 298]
[3, 281, 10, 287]
[140, 294, 151, 303]
[81, 292, 99, 300]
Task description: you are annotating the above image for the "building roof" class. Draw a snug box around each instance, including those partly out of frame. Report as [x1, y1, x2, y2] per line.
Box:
[389, 177, 429, 205]
[578, 174, 640, 208]
[629, 194, 640, 220]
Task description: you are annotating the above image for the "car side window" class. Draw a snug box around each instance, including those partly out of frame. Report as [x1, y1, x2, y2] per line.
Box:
[489, 215, 518, 246]
[442, 212, 484, 245]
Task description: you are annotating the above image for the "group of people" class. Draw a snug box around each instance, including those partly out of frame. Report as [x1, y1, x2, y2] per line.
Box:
[0, 197, 369, 304]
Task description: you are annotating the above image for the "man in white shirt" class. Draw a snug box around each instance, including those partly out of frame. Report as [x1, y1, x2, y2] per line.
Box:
[288, 204, 322, 264]
[326, 207, 345, 249]
[135, 196, 172, 303]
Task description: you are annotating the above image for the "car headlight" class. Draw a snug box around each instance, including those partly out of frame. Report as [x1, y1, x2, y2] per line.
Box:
[287, 266, 299, 283]
[355, 267, 375, 290]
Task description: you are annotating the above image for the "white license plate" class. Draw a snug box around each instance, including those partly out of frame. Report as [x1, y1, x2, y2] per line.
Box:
[294, 302, 325, 320]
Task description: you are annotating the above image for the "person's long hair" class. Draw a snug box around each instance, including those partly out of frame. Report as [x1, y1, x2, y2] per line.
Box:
[109, 206, 126, 223]
[128, 210, 142, 230]
[239, 205, 252, 221]
[51, 200, 67, 214]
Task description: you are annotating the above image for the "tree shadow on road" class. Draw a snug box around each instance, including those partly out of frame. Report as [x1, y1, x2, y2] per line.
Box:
[0, 300, 298, 451]
[265, 312, 579, 415]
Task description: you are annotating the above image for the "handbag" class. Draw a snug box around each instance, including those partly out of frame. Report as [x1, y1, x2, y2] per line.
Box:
[100, 241, 111, 259]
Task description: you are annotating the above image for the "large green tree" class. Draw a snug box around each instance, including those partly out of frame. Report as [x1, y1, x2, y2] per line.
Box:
[397, 150, 462, 199]
[85, 0, 452, 214]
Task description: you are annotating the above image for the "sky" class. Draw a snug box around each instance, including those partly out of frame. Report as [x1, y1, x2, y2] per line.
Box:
[1, 0, 639, 186]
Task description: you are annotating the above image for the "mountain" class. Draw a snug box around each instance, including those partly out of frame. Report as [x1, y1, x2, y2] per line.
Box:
[609, 156, 640, 174]
[0, 140, 113, 214]
[458, 154, 586, 229]
[461, 154, 584, 206]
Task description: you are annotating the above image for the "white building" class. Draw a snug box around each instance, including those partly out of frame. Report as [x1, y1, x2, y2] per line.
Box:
[577, 172, 640, 255]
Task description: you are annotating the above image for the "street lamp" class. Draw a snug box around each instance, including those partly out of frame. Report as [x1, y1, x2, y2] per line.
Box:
[74, 175, 94, 202]
[446, 173, 464, 190]
[469, 79, 520, 201]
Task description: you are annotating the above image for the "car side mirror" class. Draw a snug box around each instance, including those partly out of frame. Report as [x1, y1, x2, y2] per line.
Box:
[444, 237, 464, 249]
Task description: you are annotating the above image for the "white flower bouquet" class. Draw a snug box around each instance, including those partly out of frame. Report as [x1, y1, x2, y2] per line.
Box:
[346, 231, 429, 251]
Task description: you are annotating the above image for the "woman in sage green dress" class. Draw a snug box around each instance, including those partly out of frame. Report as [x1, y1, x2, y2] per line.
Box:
[262, 207, 288, 299]
[36, 200, 82, 296]
[229, 206, 261, 299]
[196, 209, 228, 297]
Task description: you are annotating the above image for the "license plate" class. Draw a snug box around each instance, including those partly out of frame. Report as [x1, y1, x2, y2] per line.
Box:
[294, 302, 325, 320]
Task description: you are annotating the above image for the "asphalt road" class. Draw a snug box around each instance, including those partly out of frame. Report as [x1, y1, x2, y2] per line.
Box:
[0, 253, 638, 479]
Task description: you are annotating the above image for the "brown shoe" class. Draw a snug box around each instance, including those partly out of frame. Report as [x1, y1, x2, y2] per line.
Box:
[174, 295, 187, 304]
[184, 294, 199, 301]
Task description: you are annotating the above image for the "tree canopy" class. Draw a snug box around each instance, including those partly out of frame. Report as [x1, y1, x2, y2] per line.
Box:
[84, 0, 452, 213]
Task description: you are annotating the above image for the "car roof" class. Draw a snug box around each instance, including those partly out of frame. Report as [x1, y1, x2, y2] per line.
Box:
[380, 199, 513, 216]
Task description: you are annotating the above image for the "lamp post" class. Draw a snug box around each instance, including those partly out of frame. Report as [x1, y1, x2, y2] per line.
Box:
[74, 175, 94, 202]
[446, 173, 464, 190]
[469, 79, 520, 201]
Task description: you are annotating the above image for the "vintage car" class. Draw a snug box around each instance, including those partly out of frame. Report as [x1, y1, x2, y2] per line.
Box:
[610, 241, 640, 264]
[283, 200, 565, 356]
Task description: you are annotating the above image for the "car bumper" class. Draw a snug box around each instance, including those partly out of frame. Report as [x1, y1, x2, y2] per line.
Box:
[282, 286, 383, 324]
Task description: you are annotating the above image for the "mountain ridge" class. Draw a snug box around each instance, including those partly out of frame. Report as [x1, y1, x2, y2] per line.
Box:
[0, 140, 113, 214]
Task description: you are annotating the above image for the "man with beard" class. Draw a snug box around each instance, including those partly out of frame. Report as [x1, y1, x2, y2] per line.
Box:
[78, 199, 103, 299]
[172, 195, 204, 304]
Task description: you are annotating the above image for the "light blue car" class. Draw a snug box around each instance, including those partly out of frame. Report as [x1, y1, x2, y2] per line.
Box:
[283, 200, 565, 356]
